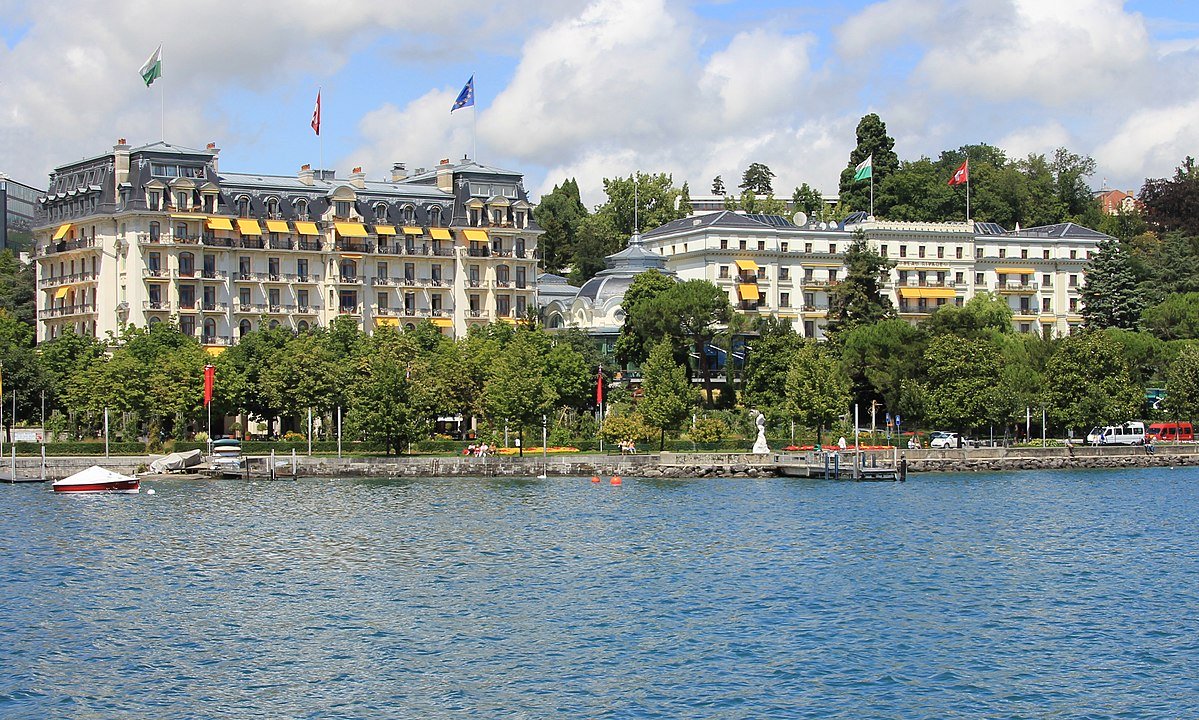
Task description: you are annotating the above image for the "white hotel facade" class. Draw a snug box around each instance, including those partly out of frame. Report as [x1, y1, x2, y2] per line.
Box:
[32, 140, 541, 346]
[547, 210, 1106, 339]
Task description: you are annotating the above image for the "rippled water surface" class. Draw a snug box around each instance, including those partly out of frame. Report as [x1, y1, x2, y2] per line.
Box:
[2, 469, 1198, 718]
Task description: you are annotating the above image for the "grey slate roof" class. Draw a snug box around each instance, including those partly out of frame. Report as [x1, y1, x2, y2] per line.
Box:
[1007, 222, 1110, 240]
[642, 210, 777, 239]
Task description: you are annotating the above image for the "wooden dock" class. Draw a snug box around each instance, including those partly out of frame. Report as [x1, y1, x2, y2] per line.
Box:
[773, 451, 905, 481]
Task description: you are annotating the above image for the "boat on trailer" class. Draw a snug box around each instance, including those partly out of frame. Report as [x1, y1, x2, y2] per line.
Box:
[52, 466, 140, 494]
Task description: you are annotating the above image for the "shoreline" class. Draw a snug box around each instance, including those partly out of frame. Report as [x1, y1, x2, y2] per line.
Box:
[4, 445, 1197, 481]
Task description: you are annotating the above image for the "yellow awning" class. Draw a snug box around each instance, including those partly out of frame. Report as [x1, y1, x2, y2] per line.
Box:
[463, 229, 489, 242]
[265, 220, 290, 233]
[54, 286, 70, 299]
[53, 224, 71, 240]
[335, 222, 369, 238]
[896, 266, 950, 271]
[374, 317, 400, 327]
[898, 288, 922, 299]
[237, 218, 263, 235]
[403, 226, 423, 235]
[295, 221, 320, 236]
[170, 213, 203, 220]
[430, 318, 453, 328]
[497, 316, 518, 324]
[735, 260, 758, 272]
[207, 217, 234, 231]
[922, 288, 957, 299]
[995, 267, 1035, 275]
[429, 228, 452, 241]
[738, 283, 760, 300]
[374, 225, 397, 235]
[204, 346, 226, 356]
[339, 253, 363, 260]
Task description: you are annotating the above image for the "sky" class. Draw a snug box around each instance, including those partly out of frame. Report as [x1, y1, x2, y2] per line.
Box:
[2, 0, 1199, 208]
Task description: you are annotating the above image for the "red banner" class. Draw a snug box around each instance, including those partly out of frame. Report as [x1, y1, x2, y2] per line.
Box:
[203, 364, 216, 406]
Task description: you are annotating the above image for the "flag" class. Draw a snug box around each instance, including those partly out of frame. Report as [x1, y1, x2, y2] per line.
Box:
[311, 90, 321, 136]
[949, 159, 969, 186]
[596, 366, 604, 407]
[853, 154, 873, 182]
[203, 364, 216, 406]
[451, 75, 475, 112]
[140, 45, 162, 87]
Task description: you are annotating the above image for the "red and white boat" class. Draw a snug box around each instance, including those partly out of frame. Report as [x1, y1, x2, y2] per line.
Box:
[52, 465, 140, 494]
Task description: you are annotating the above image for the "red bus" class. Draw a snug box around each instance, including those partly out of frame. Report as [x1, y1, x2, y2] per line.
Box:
[1146, 422, 1194, 442]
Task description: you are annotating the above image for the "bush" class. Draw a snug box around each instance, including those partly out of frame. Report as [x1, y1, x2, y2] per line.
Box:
[688, 417, 727, 443]
[282, 431, 306, 442]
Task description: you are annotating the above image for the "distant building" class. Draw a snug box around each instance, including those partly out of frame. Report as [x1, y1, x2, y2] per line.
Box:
[548, 210, 1106, 340]
[0, 174, 43, 250]
[1093, 188, 1139, 215]
[32, 139, 541, 345]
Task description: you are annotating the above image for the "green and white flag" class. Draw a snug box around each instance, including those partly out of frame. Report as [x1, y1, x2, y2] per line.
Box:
[140, 45, 162, 87]
[853, 154, 873, 182]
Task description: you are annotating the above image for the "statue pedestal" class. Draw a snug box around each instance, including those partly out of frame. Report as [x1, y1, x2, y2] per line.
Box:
[752, 432, 770, 455]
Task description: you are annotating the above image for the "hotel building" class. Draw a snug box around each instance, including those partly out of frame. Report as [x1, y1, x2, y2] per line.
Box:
[545, 210, 1105, 339]
[32, 140, 540, 345]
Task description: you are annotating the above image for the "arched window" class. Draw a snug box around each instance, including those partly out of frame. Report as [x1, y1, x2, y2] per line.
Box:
[404, 323, 416, 332]
[266, 197, 279, 218]
[178, 252, 195, 277]
[297, 320, 309, 332]
[149, 221, 160, 242]
[238, 319, 252, 337]
[429, 207, 442, 227]
[236, 196, 250, 218]
[268, 319, 280, 330]
[295, 198, 309, 220]
[375, 203, 388, 222]
[402, 205, 415, 223]
[340, 259, 357, 281]
[175, 223, 187, 240]
[203, 318, 216, 342]
[149, 316, 162, 326]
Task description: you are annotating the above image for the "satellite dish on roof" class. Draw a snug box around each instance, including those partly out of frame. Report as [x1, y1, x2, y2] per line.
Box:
[793, 211, 808, 227]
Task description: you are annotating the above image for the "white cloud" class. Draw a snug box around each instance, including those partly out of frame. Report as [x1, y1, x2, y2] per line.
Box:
[997, 122, 1072, 160]
[1094, 98, 1199, 180]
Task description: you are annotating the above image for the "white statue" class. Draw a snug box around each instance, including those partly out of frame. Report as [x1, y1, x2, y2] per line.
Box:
[751, 410, 770, 455]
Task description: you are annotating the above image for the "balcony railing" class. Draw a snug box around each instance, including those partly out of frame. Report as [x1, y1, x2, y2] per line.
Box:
[144, 301, 167, 311]
[298, 240, 322, 251]
[897, 279, 957, 288]
[202, 236, 237, 247]
[41, 303, 97, 317]
[200, 269, 227, 280]
[998, 281, 1039, 292]
[335, 241, 373, 253]
[200, 302, 229, 312]
[43, 272, 100, 287]
[43, 237, 98, 255]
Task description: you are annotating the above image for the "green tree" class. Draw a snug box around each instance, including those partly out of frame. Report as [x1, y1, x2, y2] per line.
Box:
[921, 292, 1013, 337]
[825, 230, 896, 337]
[1044, 331, 1142, 433]
[678, 182, 693, 216]
[1140, 157, 1199, 235]
[545, 340, 593, 413]
[1052, 147, 1099, 220]
[347, 337, 435, 454]
[480, 331, 557, 455]
[839, 318, 926, 416]
[712, 175, 725, 196]
[645, 280, 733, 406]
[0, 250, 36, 326]
[638, 340, 696, 449]
[534, 179, 588, 275]
[1164, 343, 1199, 421]
[568, 213, 621, 285]
[1142, 293, 1199, 340]
[597, 172, 687, 237]
[786, 341, 850, 447]
[791, 183, 823, 217]
[920, 335, 1012, 433]
[1082, 237, 1144, 330]
[615, 268, 678, 367]
[742, 318, 802, 416]
[740, 162, 775, 195]
[839, 113, 900, 214]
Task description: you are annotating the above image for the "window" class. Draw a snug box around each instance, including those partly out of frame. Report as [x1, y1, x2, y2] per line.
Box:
[239, 256, 251, 280]
[1044, 249, 1051, 260]
[432, 264, 444, 284]
[804, 268, 814, 281]
[719, 266, 729, 279]
[1069, 298, 1078, 311]
[376, 262, 387, 280]
[149, 222, 161, 242]
[375, 203, 388, 222]
[780, 292, 790, 307]
[176, 192, 189, 210]
[377, 292, 388, 309]
[497, 295, 511, 317]
[298, 320, 309, 332]
[937, 246, 944, 259]
[956, 247, 963, 259]
[268, 289, 280, 308]
[781, 242, 788, 253]
[180, 316, 196, 336]
[779, 267, 789, 280]
[955, 272, 963, 283]
[1042, 298, 1052, 312]
[829, 244, 836, 254]
[267, 197, 279, 218]
[203, 255, 216, 277]
[515, 266, 526, 288]
[469, 208, 481, 226]
[175, 223, 187, 240]
[179, 285, 195, 309]
[1043, 274, 1052, 286]
[998, 248, 1007, 258]
[268, 257, 280, 280]
[341, 259, 358, 281]
[899, 245, 907, 258]
[295, 199, 309, 220]
[239, 319, 252, 337]
[340, 290, 358, 312]
[1020, 323, 1031, 333]
[491, 209, 504, 225]
[804, 243, 812, 253]
[203, 318, 216, 342]
[148, 252, 161, 274]
[403, 206, 416, 224]
[880, 245, 888, 257]
[515, 238, 525, 257]
[1021, 249, 1028, 259]
[1070, 250, 1078, 260]
[975, 272, 984, 285]
[297, 289, 309, 309]
[429, 207, 442, 227]
[758, 240, 766, 251]
[804, 320, 815, 337]
[828, 270, 838, 283]
[297, 259, 309, 281]
[203, 286, 215, 309]
[404, 263, 415, 282]
[739, 240, 747, 250]
[148, 285, 161, 306]
[148, 191, 161, 210]
[918, 246, 926, 258]
[335, 200, 351, 218]
[179, 253, 195, 277]
[239, 288, 251, 307]
[515, 296, 526, 315]
[237, 196, 250, 217]
[1069, 274, 1078, 287]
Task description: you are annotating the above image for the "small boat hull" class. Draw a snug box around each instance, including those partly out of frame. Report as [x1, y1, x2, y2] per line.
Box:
[53, 478, 141, 494]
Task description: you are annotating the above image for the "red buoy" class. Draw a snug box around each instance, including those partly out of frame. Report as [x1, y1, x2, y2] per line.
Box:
[591, 476, 601, 483]
[610, 476, 622, 486]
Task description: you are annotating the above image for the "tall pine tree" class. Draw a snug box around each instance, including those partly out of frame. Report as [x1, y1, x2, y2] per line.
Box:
[825, 230, 896, 337]
[1082, 237, 1144, 330]
[839, 114, 900, 215]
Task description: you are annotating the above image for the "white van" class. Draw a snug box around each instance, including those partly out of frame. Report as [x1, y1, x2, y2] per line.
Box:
[1086, 421, 1146, 445]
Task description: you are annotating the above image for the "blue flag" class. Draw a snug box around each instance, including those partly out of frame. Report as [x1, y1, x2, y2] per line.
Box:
[451, 75, 474, 112]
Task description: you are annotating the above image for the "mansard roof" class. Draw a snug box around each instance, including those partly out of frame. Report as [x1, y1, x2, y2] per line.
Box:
[1007, 222, 1110, 240]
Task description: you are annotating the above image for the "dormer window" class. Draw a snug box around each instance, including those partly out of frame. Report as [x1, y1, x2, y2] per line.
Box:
[148, 190, 161, 210]
[469, 208, 481, 226]
[295, 198, 309, 220]
[266, 197, 279, 219]
[515, 210, 526, 228]
[375, 203, 388, 222]
[491, 209, 504, 225]
[402, 205, 415, 224]
[429, 207, 442, 227]
[175, 191, 189, 210]
[237, 196, 250, 218]
[335, 200, 351, 218]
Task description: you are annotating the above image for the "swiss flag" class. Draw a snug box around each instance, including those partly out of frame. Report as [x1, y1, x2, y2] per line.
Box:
[311, 90, 321, 136]
[949, 159, 969, 186]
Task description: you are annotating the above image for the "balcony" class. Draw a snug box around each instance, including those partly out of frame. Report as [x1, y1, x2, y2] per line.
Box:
[898, 303, 935, 315]
[202, 236, 237, 248]
[738, 301, 763, 311]
[335, 241, 373, 253]
[44, 237, 98, 255]
[467, 309, 488, 319]
[297, 240, 322, 252]
[201, 335, 236, 347]
[268, 238, 294, 250]
[432, 246, 454, 257]
[200, 302, 229, 312]
[467, 248, 491, 257]
[234, 272, 255, 282]
[234, 303, 266, 314]
[295, 305, 317, 315]
[371, 276, 396, 286]
[266, 304, 295, 314]
[178, 300, 199, 312]
[200, 269, 227, 280]
[338, 305, 363, 316]
[43, 272, 100, 287]
[801, 303, 830, 312]
[42, 303, 97, 317]
[803, 278, 840, 288]
[495, 280, 511, 288]
[467, 279, 482, 288]
[294, 274, 318, 284]
[143, 301, 168, 312]
[997, 281, 1039, 294]
[897, 279, 956, 288]
[240, 238, 266, 250]
[737, 274, 759, 284]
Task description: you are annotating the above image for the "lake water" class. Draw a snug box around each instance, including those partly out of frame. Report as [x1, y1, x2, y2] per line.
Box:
[1, 469, 1197, 719]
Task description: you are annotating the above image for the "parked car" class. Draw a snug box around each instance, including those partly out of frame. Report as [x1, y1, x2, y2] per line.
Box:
[1085, 421, 1146, 445]
[1146, 421, 1194, 442]
[930, 431, 962, 448]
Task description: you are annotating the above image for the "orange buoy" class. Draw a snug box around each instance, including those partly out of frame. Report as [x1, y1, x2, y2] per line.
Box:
[610, 476, 622, 486]
[591, 476, 601, 483]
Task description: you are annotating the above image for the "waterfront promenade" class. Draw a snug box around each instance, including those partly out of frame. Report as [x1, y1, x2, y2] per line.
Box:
[7, 443, 1199, 480]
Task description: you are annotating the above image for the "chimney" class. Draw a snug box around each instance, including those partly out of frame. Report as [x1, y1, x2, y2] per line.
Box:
[391, 162, 407, 182]
[113, 138, 131, 186]
[350, 166, 366, 189]
[206, 142, 220, 172]
[298, 164, 314, 186]
[437, 160, 454, 192]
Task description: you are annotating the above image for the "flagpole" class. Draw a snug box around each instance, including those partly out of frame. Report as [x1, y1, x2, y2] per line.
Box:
[160, 45, 165, 142]
[318, 87, 324, 175]
[472, 96, 478, 161]
[870, 174, 874, 218]
[965, 158, 971, 222]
